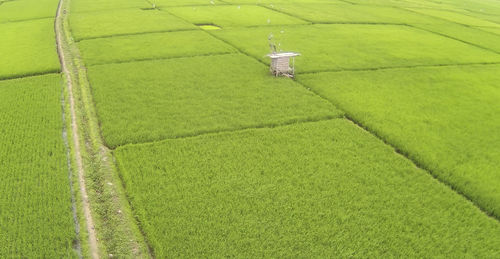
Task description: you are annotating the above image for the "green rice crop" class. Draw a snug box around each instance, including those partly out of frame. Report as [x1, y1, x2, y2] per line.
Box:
[166, 5, 309, 28]
[114, 119, 500, 258]
[69, 9, 197, 41]
[154, 0, 223, 7]
[477, 26, 500, 35]
[263, 3, 431, 24]
[298, 64, 500, 217]
[78, 30, 236, 66]
[0, 74, 77, 258]
[70, 0, 149, 13]
[0, 19, 61, 80]
[0, 0, 58, 23]
[212, 24, 500, 73]
[407, 8, 500, 27]
[86, 54, 340, 148]
[411, 22, 500, 53]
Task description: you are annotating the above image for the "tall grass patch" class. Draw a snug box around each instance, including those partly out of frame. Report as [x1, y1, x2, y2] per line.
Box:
[114, 119, 500, 258]
[212, 24, 500, 73]
[299, 64, 500, 217]
[0, 74, 77, 258]
[87, 54, 340, 147]
[69, 9, 196, 41]
[0, 19, 61, 80]
[78, 30, 236, 66]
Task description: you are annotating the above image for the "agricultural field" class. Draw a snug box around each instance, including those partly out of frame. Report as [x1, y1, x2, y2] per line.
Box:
[2, 0, 500, 257]
[0, 75, 77, 258]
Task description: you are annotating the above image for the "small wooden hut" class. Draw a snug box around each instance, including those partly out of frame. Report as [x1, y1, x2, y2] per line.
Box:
[267, 52, 300, 77]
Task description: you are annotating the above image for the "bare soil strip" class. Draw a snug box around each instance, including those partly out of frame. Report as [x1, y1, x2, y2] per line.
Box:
[55, 0, 100, 258]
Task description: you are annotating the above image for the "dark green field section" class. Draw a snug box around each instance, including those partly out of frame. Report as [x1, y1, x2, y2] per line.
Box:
[166, 5, 309, 28]
[114, 119, 500, 258]
[299, 64, 500, 217]
[0, 75, 77, 258]
[0, 19, 61, 80]
[78, 30, 236, 66]
[87, 54, 340, 148]
[212, 24, 500, 73]
[69, 9, 196, 41]
[70, 0, 148, 13]
[0, 0, 59, 23]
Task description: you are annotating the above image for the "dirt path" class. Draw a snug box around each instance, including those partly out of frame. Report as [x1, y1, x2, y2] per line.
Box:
[55, 0, 100, 258]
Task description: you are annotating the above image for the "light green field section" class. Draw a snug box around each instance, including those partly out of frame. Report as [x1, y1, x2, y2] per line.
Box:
[166, 5, 309, 28]
[0, 0, 58, 23]
[0, 75, 77, 258]
[70, 0, 149, 13]
[299, 64, 500, 218]
[212, 24, 500, 73]
[78, 30, 235, 65]
[411, 22, 500, 53]
[87, 54, 340, 148]
[477, 26, 500, 35]
[154, 0, 223, 7]
[69, 9, 196, 41]
[114, 119, 500, 258]
[222, 0, 344, 4]
[0, 19, 61, 80]
[407, 8, 500, 27]
[264, 3, 431, 24]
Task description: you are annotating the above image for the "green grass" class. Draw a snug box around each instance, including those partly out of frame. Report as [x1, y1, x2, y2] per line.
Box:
[0, 74, 77, 258]
[69, 9, 197, 41]
[114, 119, 500, 257]
[70, 0, 149, 13]
[0, 18, 61, 80]
[78, 30, 235, 66]
[166, 5, 309, 28]
[0, 0, 59, 23]
[87, 54, 340, 148]
[298, 64, 500, 218]
[212, 24, 500, 73]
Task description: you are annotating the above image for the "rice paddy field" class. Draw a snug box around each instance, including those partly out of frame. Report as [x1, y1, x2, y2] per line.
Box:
[2, 0, 500, 257]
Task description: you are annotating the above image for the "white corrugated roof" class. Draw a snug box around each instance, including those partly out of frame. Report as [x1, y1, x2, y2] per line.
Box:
[267, 52, 301, 58]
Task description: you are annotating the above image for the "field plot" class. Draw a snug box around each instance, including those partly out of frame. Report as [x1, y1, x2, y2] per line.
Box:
[0, 19, 61, 80]
[0, 0, 59, 23]
[70, 0, 148, 13]
[69, 9, 196, 41]
[409, 22, 500, 53]
[213, 24, 500, 73]
[299, 64, 500, 217]
[114, 119, 500, 258]
[406, 8, 500, 28]
[0, 75, 77, 258]
[154, 0, 223, 7]
[262, 3, 431, 24]
[87, 54, 340, 147]
[166, 5, 309, 28]
[478, 26, 500, 35]
[78, 30, 235, 66]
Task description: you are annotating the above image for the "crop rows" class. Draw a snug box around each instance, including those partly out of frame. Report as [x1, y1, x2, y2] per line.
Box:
[114, 119, 500, 257]
[0, 75, 77, 258]
[87, 54, 340, 147]
[70, 0, 500, 257]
